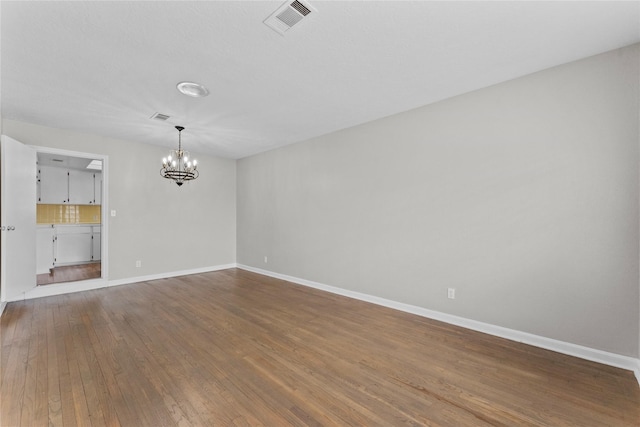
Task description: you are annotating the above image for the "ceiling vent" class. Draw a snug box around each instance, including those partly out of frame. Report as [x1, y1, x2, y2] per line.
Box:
[150, 112, 170, 121]
[264, 0, 316, 35]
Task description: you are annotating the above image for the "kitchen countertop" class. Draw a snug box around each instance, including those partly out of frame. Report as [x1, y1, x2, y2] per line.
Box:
[37, 223, 101, 228]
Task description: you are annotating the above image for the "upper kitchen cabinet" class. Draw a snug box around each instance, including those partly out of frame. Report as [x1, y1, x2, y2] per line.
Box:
[39, 165, 69, 204]
[38, 165, 102, 205]
[94, 172, 102, 204]
[69, 169, 94, 204]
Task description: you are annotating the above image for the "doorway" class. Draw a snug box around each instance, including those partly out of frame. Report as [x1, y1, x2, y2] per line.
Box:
[34, 148, 108, 286]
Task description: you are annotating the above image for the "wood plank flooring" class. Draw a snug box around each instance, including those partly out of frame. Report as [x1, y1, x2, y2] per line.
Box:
[37, 263, 101, 286]
[1, 268, 639, 426]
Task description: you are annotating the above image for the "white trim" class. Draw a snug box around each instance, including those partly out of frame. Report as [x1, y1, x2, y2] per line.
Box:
[107, 264, 237, 288]
[10, 263, 237, 301]
[238, 264, 640, 381]
[0, 301, 6, 317]
[15, 277, 109, 301]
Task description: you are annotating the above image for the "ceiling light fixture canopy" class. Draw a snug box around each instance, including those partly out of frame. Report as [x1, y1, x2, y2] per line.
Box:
[161, 126, 199, 186]
[176, 81, 209, 98]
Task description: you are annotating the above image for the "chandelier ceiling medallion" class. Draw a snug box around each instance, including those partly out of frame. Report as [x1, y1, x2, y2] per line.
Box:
[161, 125, 198, 186]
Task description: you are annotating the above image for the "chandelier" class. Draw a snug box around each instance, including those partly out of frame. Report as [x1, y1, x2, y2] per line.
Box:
[161, 126, 199, 186]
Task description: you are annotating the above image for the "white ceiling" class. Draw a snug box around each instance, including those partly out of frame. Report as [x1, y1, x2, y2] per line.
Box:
[2, 1, 639, 159]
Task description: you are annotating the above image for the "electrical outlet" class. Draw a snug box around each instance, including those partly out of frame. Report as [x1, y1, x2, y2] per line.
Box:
[111, 210, 116, 217]
[136, 260, 141, 268]
[264, 256, 268, 263]
[447, 288, 455, 299]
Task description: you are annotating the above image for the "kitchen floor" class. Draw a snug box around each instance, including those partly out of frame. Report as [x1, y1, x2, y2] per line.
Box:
[37, 262, 101, 285]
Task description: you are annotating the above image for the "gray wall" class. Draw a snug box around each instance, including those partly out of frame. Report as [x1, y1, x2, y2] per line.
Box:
[3, 119, 236, 281]
[238, 44, 640, 357]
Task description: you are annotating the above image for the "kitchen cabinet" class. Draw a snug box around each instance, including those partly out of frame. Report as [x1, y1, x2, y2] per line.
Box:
[36, 226, 55, 274]
[36, 225, 101, 269]
[92, 226, 101, 261]
[55, 225, 93, 265]
[94, 172, 102, 204]
[69, 170, 95, 204]
[39, 165, 69, 203]
[38, 165, 101, 205]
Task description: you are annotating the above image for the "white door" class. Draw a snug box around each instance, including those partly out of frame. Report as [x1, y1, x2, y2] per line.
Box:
[1, 135, 37, 301]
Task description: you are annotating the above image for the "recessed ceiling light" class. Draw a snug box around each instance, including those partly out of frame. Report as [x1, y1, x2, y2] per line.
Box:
[150, 112, 170, 121]
[86, 160, 102, 170]
[176, 81, 209, 98]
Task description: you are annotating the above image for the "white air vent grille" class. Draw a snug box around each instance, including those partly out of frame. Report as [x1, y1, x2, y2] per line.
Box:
[264, 0, 316, 35]
[150, 112, 170, 121]
[277, 7, 304, 28]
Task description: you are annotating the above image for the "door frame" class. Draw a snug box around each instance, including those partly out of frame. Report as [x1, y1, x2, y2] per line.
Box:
[32, 145, 109, 285]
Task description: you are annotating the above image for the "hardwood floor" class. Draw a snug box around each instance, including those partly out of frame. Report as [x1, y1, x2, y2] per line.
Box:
[1, 268, 638, 426]
[37, 263, 101, 286]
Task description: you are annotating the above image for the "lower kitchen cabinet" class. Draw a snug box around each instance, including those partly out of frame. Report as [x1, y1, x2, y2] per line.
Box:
[36, 224, 101, 271]
[92, 226, 101, 261]
[36, 227, 55, 274]
[56, 226, 93, 265]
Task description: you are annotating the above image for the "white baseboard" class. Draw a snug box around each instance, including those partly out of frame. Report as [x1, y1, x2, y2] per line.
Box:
[238, 264, 640, 387]
[0, 301, 6, 317]
[11, 263, 237, 301]
[107, 263, 237, 288]
[17, 278, 108, 301]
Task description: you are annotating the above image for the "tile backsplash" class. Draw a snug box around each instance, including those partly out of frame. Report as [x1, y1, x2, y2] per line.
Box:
[37, 204, 101, 224]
